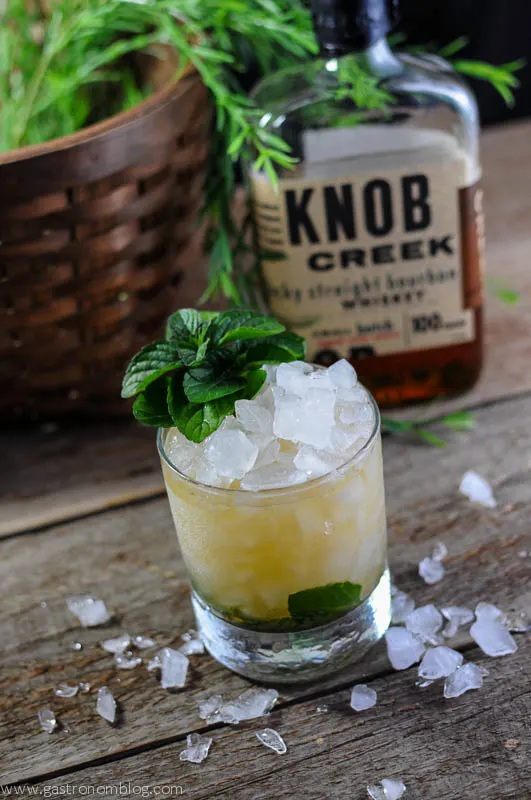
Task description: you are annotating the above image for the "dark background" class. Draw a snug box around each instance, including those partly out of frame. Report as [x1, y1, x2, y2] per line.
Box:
[400, 0, 531, 126]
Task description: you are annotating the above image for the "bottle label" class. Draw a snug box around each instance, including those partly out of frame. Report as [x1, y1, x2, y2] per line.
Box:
[251, 160, 484, 362]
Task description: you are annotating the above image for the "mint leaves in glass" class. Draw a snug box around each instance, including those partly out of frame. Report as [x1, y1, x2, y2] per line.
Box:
[124, 308, 390, 682]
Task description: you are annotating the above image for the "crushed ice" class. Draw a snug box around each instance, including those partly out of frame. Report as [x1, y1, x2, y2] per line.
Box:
[54, 683, 79, 698]
[418, 542, 447, 585]
[179, 630, 205, 656]
[100, 634, 131, 654]
[385, 627, 425, 670]
[133, 635, 156, 650]
[96, 687, 116, 724]
[179, 733, 212, 764]
[38, 709, 57, 734]
[198, 688, 278, 724]
[444, 663, 483, 698]
[163, 359, 374, 491]
[160, 647, 189, 689]
[459, 470, 497, 508]
[66, 595, 112, 627]
[367, 778, 406, 800]
[405, 604, 443, 645]
[470, 603, 518, 657]
[256, 728, 287, 754]
[350, 684, 377, 712]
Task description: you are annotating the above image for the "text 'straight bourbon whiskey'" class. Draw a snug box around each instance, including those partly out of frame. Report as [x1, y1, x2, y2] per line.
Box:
[250, 0, 484, 407]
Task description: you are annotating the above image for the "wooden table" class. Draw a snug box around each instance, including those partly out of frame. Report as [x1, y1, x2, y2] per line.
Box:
[2, 121, 531, 799]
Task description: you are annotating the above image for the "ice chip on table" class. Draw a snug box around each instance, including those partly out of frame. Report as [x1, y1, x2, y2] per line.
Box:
[459, 470, 497, 508]
[193, 458, 232, 488]
[179, 733, 212, 764]
[160, 647, 189, 689]
[350, 684, 377, 711]
[470, 616, 517, 657]
[381, 779, 407, 800]
[418, 646, 464, 680]
[114, 653, 142, 670]
[132, 635, 155, 650]
[66, 595, 112, 627]
[444, 663, 484, 698]
[391, 587, 415, 624]
[294, 445, 344, 478]
[273, 386, 336, 449]
[327, 358, 357, 389]
[96, 686, 116, 723]
[405, 604, 443, 645]
[204, 428, 258, 480]
[165, 430, 201, 477]
[240, 462, 305, 491]
[441, 606, 474, 639]
[418, 541, 447, 585]
[256, 728, 287, 754]
[418, 554, 445, 585]
[54, 683, 79, 698]
[198, 694, 224, 724]
[146, 654, 162, 672]
[78, 681, 91, 694]
[367, 778, 406, 800]
[100, 633, 131, 654]
[235, 399, 274, 438]
[179, 629, 205, 655]
[385, 627, 425, 670]
[38, 709, 57, 733]
[199, 688, 279, 724]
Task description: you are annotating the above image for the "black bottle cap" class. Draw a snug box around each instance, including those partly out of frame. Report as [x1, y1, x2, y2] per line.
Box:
[310, 0, 395, 55]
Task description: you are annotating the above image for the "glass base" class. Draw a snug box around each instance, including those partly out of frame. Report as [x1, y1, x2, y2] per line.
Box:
[191, 567, 391, 684]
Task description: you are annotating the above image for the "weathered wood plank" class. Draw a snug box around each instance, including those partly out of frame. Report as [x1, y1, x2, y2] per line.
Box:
[1, 420, 162, 538]
[22, 637, 531, 800]
[2, 394, 531, 783]
[3, 121, 531, 538]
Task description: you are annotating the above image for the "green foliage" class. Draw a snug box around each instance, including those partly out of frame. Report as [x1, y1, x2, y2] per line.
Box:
[381, 410, 476, 446]
[123, 307, 305, 440]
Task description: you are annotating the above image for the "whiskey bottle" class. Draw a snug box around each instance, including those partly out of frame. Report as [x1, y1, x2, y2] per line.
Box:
[249, 0, 484, 407]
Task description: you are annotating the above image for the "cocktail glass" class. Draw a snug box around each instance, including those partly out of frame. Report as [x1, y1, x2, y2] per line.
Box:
[158, 383, 390, 683]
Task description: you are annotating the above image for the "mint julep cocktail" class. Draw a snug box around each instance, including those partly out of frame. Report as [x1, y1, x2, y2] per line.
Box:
[123, 309, 390, 682]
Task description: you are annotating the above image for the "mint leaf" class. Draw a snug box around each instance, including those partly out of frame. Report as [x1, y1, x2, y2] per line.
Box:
[245, 367, 267, 398]
[167, 308, 210, 344]
[133, 378, 173, 427]
[243, 331, 306, 367]
[441, 410, 475, 431]
[171, 388, 238, 443]
[211, 309, 285, 345]
[121, 341, 182, 398]
[288, 581, 362, 626]
[178, 338, 211, 367]
[183, 353, 245, 403]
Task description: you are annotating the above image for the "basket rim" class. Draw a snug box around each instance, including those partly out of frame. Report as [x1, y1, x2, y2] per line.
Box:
[0, 64, 197, 168]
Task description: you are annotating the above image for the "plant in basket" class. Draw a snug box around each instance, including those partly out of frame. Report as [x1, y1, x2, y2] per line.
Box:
[0, 0, 523, 417]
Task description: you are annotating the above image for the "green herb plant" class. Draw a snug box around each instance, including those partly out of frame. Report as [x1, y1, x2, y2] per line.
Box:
[1, 2, 524, 307]
[122, 308, 305, 441]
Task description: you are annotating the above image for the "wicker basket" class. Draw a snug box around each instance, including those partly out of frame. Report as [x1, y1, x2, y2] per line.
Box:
[0, 71, 210, 418]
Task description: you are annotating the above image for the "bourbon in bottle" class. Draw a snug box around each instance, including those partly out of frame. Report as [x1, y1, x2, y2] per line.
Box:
[250, 0, 484, 407]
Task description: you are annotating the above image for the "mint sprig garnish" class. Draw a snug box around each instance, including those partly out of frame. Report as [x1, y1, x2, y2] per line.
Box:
[288, 581, 362, 626]
[122, 308, 305, 441]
